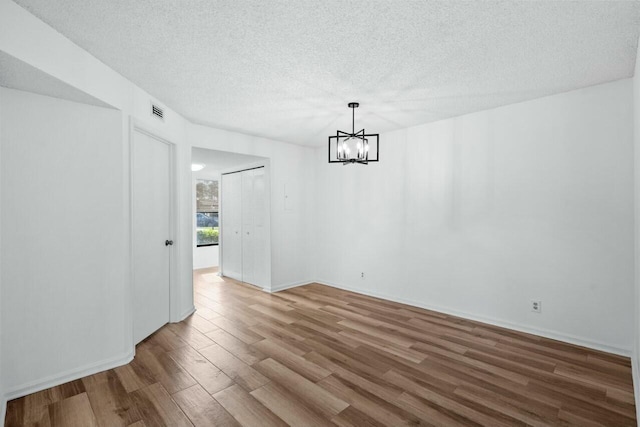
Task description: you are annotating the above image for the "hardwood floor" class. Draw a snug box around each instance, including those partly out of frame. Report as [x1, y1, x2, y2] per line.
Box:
[5, 268, 637, 426]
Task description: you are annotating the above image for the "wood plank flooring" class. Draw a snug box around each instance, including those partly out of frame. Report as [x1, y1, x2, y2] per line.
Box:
[5, 268, 636, 426]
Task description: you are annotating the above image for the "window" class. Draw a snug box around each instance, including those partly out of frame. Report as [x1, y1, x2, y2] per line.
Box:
[196, 179, 219, 246]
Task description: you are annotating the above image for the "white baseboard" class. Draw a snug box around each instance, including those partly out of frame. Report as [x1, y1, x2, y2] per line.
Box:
[178, 305, 196, 321]
[4, 349, 134, 402]
[269, 280, 313, 293]
[1, 395, 6, 425]
[314, 279, 632, 357]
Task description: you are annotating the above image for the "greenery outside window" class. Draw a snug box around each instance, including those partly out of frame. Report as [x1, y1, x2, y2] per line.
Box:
[196, 180, 219, 246]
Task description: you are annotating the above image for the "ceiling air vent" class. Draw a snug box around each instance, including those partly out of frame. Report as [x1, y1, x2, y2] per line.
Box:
[151, 103, 164, 121]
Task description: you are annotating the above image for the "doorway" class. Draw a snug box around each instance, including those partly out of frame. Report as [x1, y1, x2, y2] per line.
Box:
[191, 147, 271, 289]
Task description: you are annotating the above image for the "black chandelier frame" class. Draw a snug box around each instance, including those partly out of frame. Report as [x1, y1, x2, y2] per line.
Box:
[328, 102, 379, 165]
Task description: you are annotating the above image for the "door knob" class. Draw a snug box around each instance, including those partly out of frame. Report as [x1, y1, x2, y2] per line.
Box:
[165, 240, 174, 246]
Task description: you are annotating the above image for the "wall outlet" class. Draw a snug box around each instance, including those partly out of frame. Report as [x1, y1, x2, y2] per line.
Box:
[361, 272, 365, 279]
[531, 300, 542, 313]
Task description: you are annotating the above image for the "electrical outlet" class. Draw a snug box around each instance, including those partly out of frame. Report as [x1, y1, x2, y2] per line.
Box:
[361, 272, 365, 279]
[531, 300, 542, 313]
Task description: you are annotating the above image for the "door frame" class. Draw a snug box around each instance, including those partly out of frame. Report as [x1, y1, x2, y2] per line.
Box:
[128, 119, 178, 348]
[219, 160, 272, 290]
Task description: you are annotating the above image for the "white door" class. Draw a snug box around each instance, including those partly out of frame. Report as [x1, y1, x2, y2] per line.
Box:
[251, 168, 267, 284]
[241, 168, 266, 286]
[241, 170, 255, 285]
[132, 130, 171, 344]
[221, 167, 266, 287]
[221, 172, 242, 281]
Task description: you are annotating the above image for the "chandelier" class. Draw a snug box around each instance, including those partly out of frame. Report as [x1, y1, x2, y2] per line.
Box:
[328, 102, 379, 165]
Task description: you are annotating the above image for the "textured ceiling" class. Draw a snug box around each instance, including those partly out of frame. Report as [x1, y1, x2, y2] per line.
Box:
[12, 0, 640, 146]
[0, 51, 111, 108]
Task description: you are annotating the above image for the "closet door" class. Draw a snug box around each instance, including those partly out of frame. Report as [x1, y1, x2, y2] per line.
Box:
[241, 167, 266, 287]
[221, 167, 266, 287]
[241, 169, 256, 285]
[251, 168, 267, 285]
[221, 172, 242, 281]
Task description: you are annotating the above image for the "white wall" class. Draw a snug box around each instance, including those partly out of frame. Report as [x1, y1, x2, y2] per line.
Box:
[314, 78, 635, 355]
[188, 124, 316, 290]
[193, 244, 219, 270]
[0, 88, 128, 397]
[0, 0, 193, 407]
[0, 0, 186, 142]
[193, 170, 220, 270]
[0, 1, 316, 409]
[632, 37, 640, 422]
[0, 85, 4, 423]
[0, 0, 192, 324]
